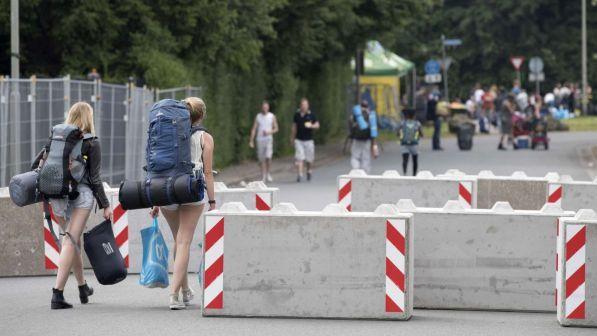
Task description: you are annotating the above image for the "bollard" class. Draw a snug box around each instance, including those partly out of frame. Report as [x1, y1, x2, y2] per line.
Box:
[202, 202, 414, 320]
[395, 199, 575, 311]
[338, 169, 476, 212]
[557, 209, 597, 327]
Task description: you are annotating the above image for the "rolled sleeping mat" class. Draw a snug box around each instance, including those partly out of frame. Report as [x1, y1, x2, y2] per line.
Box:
[119, 175, 204, 210]
[9, 170, 41, 207]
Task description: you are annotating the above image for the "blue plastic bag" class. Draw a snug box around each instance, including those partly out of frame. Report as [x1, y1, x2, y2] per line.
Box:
[139, 218, 169, 288]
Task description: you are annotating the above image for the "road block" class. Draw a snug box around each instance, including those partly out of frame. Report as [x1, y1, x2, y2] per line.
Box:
[338, 169, 476, 212]
[547, 174, 597, 212]
[202, 202, 414, 320]
[126, 181, 279, 273]
[395, 199, 574, 311]
[557, 209, 597, 327]
[474, 171, 549, 210]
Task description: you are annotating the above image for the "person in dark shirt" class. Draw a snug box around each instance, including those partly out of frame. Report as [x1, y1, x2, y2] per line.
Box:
[291, 98, 319, 182]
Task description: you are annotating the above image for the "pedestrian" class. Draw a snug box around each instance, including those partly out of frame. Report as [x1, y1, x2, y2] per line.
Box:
[291, 98, 319, 182]
[31, 102, 112, 309]
[498, 95, 517, 150]
[398, 109, 423, 176]
[349, 100, 379, 173]
[474, 83, 489, 133]
[86, 68, 101, 81]
[150, 97, 216, 310]
[426, 88, 442, 150]
[249, 100, 279, 182]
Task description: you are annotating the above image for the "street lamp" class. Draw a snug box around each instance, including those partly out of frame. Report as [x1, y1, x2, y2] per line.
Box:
[10, 0, 19, 79]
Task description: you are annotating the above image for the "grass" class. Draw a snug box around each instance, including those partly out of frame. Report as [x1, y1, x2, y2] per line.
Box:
[561, 116, 597, 132]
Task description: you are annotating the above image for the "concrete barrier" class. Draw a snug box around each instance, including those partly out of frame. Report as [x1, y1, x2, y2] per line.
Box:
[557, 209, 597, 327]
[338, 169, 476, 212]
[474, 171, 549, 210]
[202, 202, 414, 320]
[126, 181, 278, 273]
[394, 199, 574, 311]
[548, 174, 597, 212]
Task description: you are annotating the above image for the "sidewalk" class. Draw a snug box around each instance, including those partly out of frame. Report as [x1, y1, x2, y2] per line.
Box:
[216, 140, 347, 186]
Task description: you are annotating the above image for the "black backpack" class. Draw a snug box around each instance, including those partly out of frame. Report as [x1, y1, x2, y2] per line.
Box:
[84, 220, 127, 285]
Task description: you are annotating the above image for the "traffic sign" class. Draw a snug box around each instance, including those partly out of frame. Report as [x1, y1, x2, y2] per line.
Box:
[529, 72, 545, 82]
[425, 60, 441, 75]
[510, 56, 525, 70]
[443, 39, 462, 47]
[441, 57, 453, 71]
[425, 74, 442, 84]
[529, 57, 544, 73]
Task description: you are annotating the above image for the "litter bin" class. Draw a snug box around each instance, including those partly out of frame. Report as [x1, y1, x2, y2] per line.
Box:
[457, 123, 475, 151]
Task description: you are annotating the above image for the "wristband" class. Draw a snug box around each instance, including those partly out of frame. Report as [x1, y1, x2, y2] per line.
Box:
[208, 200, 216, 205]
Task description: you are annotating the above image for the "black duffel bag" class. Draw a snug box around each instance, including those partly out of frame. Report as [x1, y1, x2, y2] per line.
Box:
[9, 170, 41, 207]
[83, 220, 127, 285]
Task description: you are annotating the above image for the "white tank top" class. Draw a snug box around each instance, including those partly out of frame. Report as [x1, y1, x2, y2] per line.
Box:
[190, 130, 204, 172]
[256, 112, 274, 141]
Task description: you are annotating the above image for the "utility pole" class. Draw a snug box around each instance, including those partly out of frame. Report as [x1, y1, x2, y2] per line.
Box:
[581, 0, 588, 115]
[441, 35, 449, 102]
[11, 0, 19, 79]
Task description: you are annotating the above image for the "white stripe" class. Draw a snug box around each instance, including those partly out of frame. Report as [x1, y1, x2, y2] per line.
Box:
[204, 237, 224, 270]
[257, 192, 272, 208]
[338, 194, 351, 208]
[565, 283, 585, 317]
[44, 241, 60, 265]
[204, 273, 223, 308]
[549, 184, 562, 205]
[566, 246, 585, 280]
[388, 219, 406, 237]
[118, 240, 129, 257]
[206, 216, 223, 233]
[386, 276, 405, 311]
[459, 195, 472, 209]
[339, 178, 350, 189]
[113, 215, 127, 236]
[566, 225, 585, 243]
[386, 240, 405, 272]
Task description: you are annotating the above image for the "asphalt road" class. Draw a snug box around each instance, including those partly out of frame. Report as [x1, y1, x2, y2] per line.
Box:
[1, 131, 596, 335]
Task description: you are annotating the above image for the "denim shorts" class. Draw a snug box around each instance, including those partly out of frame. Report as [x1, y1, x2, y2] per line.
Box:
[50, 184, 95, 219]
[162, 198, 206, 211]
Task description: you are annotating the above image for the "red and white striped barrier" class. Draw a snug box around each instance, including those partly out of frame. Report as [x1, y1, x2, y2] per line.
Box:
[557, 209, 597, 327]
[202, 202, 413, 319]
[44, 192, 129, 270]
[458, 181, 473, 209]
[338, 177, 352, 211]
[386, 219, 406, 313]
[255, 192, 272, 211]
[204, 215, 224, 310]
[548, 183, 563, 206]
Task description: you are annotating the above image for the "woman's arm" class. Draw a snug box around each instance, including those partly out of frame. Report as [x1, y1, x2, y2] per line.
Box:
[202, 133, 216, 210]
[86, 140, 110, 209]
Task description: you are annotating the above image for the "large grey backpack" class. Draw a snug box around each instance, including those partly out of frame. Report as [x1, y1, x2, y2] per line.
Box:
[37, 124, 92, 198]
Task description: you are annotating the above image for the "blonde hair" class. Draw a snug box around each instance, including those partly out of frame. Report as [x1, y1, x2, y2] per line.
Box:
[184, 97, 206, 124]
[65, 102, 95, 134]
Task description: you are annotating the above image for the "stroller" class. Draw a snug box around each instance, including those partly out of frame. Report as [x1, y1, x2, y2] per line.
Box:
[512, 113, 531, 149]
[530, 116, 549, 150]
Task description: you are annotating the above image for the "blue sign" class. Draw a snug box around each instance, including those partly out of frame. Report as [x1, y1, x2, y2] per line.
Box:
[425, 60, 441, 75]
[443, 38, 462, 47]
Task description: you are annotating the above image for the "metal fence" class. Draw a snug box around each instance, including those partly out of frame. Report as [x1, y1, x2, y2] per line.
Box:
[0, 76, 201, 187]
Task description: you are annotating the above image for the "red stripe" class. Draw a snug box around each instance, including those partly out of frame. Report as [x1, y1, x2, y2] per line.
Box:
[204, 256, 223, 288]
[44, 227, 60, 252]
[567, 301, 585, 319]
[386, 257, 405, 292]
[255, 195, 270, 211]
[459, 183, 472, 204]
[566, 226, 586, 261]
[548, 186, 562, 203]
[205, 218, 224, 251]
[205, 292, 223, 309]
[338, 180, 351, 201]
[386, 221, 405, 255]
[113, 204, 125, 224]
[124, 255, 129, 268]
[385, 294, 403, 313]
[115, 227, 128, 247]
[45, 256, 58, 270]
[566, 264, 585, 298]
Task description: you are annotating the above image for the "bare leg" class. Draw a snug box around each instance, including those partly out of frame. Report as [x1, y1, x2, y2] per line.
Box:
[260, 160, 267, 180]
[170, 204, 204, 295]
[53, 216, 86, 286]
[161, 207, 189, 290]
[265, 159, 271, 177]
[305, 161, 312, 174]
[296, 160, 304, 177]
[54, 209, 91, 290]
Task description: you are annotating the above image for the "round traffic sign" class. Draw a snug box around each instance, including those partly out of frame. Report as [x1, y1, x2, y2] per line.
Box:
[425, 60, 441, 75]
[529, 57, 544, 73]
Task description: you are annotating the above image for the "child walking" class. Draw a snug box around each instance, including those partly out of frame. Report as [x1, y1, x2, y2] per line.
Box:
[398, 109, 423, 176]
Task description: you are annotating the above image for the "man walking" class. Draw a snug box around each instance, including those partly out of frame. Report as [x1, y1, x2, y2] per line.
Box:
[350, 100, 378, 173]
[249, 100, 279, 182]
[426, 88, 442, 150]
[291, 98, 319, 182]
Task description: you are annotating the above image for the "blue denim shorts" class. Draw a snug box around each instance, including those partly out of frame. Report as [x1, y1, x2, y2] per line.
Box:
[50, 184, 95, 219]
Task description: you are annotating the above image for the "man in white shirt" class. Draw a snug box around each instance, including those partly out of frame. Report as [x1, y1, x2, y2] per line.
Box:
[250, 100, 279, 182]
